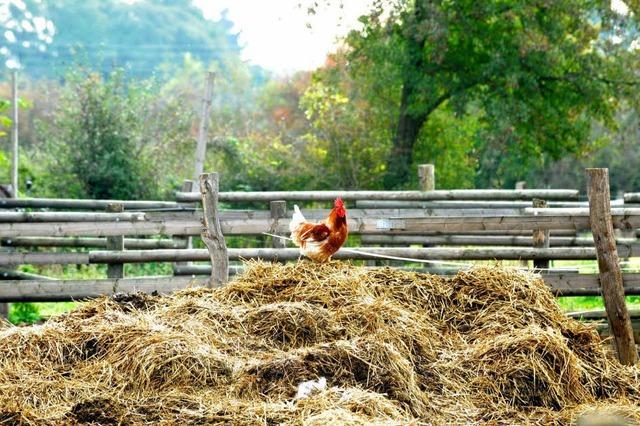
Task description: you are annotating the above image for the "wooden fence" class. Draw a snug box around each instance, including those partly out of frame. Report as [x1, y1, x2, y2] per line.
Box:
[1, 166, 638, 363]
[1, 165, 639, 302]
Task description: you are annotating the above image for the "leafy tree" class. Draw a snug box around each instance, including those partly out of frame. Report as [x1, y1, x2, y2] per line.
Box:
[299, 50, 395, 189]
[338, 0, 640, 188]
[38, 70, 157, 199]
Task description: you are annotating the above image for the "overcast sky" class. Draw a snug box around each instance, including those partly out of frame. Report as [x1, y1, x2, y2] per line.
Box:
[192, 0, 374, 74]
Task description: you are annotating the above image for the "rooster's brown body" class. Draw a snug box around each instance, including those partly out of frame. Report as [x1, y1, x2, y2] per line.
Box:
[289, 198, 348, 262]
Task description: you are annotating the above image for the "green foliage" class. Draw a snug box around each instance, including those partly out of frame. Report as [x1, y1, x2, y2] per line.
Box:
[334, 0, 640, 188]
[300, 57, 393, 189]
[37, 70, 167, 199]
[9, 303, 41, 325]
[411, 106, 481, 189]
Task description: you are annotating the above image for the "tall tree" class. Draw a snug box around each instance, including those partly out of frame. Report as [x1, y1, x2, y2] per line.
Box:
[341, 0, 640, 188]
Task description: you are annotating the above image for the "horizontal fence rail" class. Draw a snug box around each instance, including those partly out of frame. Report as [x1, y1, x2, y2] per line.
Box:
[360, 235, 639, 247]
[2, 272, 640, 302]
[2, 208, 640, 238]
[355, 200, 621, 209]
[175, 189, 580, 202]
[0, 212, 147, 222]
[3, 246, 640, 266]
[1, 237, 187, 249]
[0, 198, 186, 210]
[624, 193, 640, 203]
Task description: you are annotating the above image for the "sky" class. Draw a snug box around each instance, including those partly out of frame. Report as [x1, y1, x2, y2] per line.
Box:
[192, 0, 374, 74]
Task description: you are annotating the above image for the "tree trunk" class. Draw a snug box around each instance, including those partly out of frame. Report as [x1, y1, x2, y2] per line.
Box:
[384, 85, 428, 188]
[383, 1, 429, 189]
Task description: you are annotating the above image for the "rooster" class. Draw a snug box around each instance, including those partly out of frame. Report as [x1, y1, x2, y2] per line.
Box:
[289, 198, 348, 262]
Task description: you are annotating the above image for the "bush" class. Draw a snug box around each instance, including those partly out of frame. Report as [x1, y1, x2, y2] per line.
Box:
[38, 70, 159, 200]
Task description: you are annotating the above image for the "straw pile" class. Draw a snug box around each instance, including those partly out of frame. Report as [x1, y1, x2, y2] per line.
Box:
[1, 261, 639, 425]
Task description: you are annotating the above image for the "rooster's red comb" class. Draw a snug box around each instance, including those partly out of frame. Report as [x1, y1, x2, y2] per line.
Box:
[334, 197, 344, 207]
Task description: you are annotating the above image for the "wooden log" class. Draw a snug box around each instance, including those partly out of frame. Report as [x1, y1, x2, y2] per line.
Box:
[0, 211, 146, 222]
[418, 164, 435, 191]
[199, 173, 228, 287]
[355, 200, 619, 209]
[270, 200, 287, 249]
[533, 199, 550, 269]
[624, 193, 640, 203]
[587, 168, 637, 365]
[176, 189, 580, 202]
[0, 276, 209, 302]
[106, 204, 125, 279]
[173, 264, 576, 276]
[360, 235, 623, 247]
[2, 274, 640, 302]
[0, 269, 56, 281]
[1, 237, 186, 249]
[6, 246, 640, 266]
[377, 209, 640, 233]
[0, 198, 184, 210]
[3, 208, 637, 238]
[567, 309, 640, 320]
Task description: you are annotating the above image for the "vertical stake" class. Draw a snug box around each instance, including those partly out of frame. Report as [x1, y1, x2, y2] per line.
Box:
[269, 200, 287, 249]
[533, 198, 550, 269]
[587, 168, 637, 365]
[193, 72, 216, 185]
[418, 164, 435, 191]
[11, 70, 18, 198]
[106, 203, 125, 279]
[199, 172, 228, 287]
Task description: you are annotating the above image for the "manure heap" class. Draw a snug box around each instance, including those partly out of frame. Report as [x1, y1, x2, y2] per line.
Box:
[1, 262, 639, 425]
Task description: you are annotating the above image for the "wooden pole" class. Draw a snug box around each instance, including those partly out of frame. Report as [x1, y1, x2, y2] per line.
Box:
[533, 198, 550, 269]
[418, 164, 435, 191]
[2, 72, 17, 318]
[11, 70, 18, 198]
[269, 200, 287, 248]
[6, 246, 640, 265]
[515, 181, 527, 190]
[176, 188, 581, 202]
[106, 203, 125, 279]
[193, 72, 215, 184]
[516, 181, 529, 266]
[199, 172, 228, 287]
[174, 180, 194, 267]
[587, 168, 637, 365]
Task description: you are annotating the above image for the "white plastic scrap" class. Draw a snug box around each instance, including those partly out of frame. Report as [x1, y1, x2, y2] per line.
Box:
[295, 377, 327, 399]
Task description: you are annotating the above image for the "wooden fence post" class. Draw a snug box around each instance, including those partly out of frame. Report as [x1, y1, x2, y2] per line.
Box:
[516, 181, 529, 267]
[587, 168, 637, 365]
[515, 181, 527, 190]
[533, 198, 550, 269]
[11, 70, 19, 198]
[418, 164, 435, 191]
[174, 179, 194, 262]
[269, 200, 287, 249]
[193, 72, 216, 184]
[199, 172, 228, 287]
[106, 203, 124, 279]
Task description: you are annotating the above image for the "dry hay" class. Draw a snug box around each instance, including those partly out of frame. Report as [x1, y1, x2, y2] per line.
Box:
[1, 261, 639, 425]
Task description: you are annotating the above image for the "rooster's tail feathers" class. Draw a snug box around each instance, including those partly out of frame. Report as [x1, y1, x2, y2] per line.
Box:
[290, 204, 306, 232]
